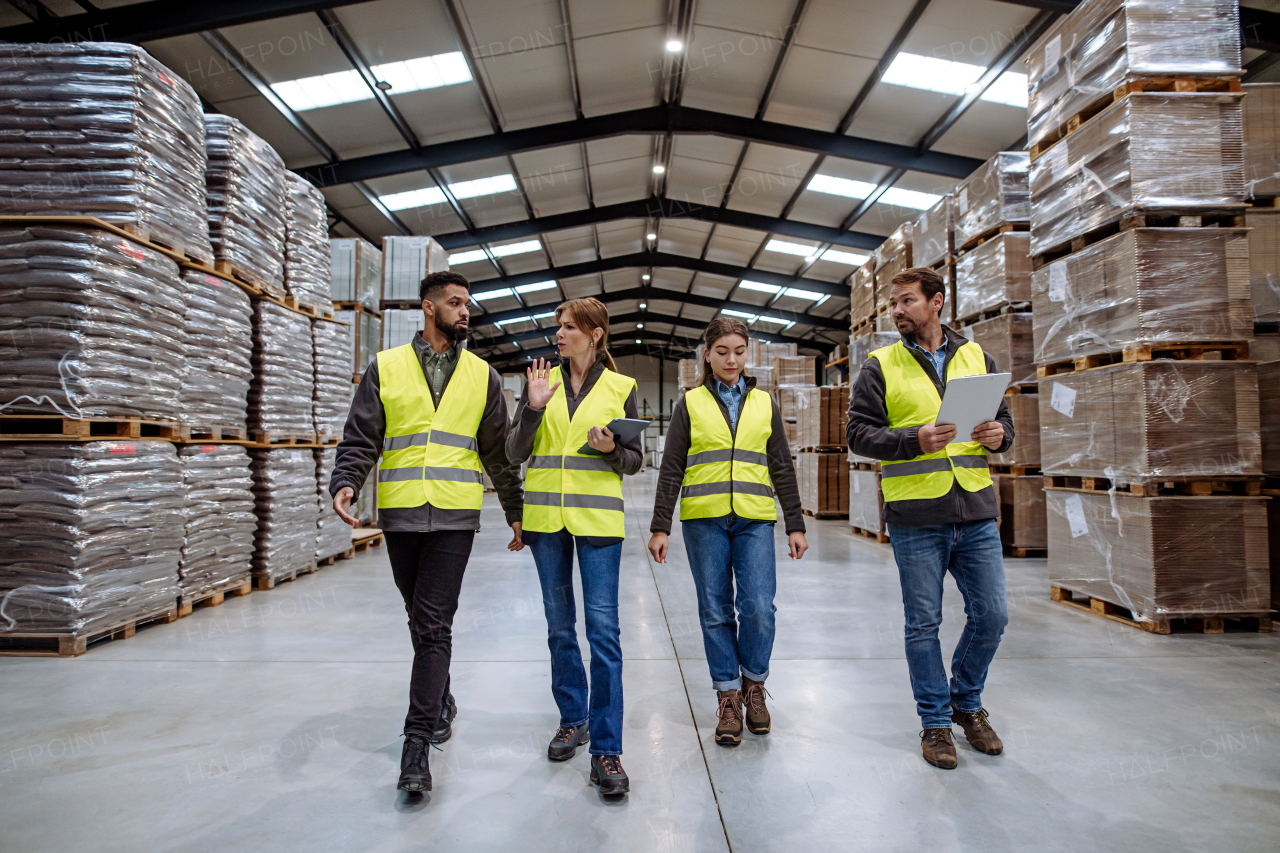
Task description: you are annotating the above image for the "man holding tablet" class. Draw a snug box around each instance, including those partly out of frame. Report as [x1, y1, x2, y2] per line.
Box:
[847, 267, 1015, 771]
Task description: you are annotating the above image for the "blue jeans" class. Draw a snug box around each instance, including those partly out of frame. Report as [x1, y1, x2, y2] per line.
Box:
[887, 519, 1008, 729]
[527, 529, 624, 756]
[680, 516, 777, 692]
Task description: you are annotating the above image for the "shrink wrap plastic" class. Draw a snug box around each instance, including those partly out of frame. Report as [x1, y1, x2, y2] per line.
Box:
[873, 223, 912, 308]
[1038, 360, 1260, 482]
[1243, 82, 1280, 198]
[0, 224, 184, 419]
[382, 236, 448, 301]
[967, 312, 1036, 386]
[329, 237, 381, 309]
[953, 153, 1029, 248]
[954, 233, 1032, 322]
[250, 448, 318, 582]
[283, 173, 331, 311]
[1026, 0, 1241, 149]
[315, 447, 350, 560]
[850, 261, 875, 322]
[249, 300, 314, 436]
[849, 467, 883, 534]
[1030, 227, 1251, 364]
[177, 444, 253, 598]
[1028, 93, 1245, 255]
[1251, 334, 1280, 363]
[850, 332, 899, 370]
[0, 440, 182, 635]
[313, 318, 354, 442]
[1045, 489, 1269, 621]
[179, 269, 252, 428]
[771, 355, 814, 386]
[991, 393, 1040, 467]
[355, 475, 376, 526]
[204, 114, 286, 297]
[913, 195, 953, 268]
[0, 42, 213, 264]
[1246, 209, 1280, 324]
[998, 475, 1047, 549]
[381, 308, 424, 350]
[334, 308, 379, 377]
[1262, 361, 1280, 475]
[751, 366, 774, 398]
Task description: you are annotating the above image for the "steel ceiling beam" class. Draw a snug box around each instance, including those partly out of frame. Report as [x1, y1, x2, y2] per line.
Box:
[488, 339, 698, 368]
[472, 310, 817, 353]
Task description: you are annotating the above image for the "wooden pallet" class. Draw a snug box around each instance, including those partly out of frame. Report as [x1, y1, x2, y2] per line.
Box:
[955, 302, 1033, 329]
[1031, 207, 1247, 270]
[0, 414, 180, 441]
[1046, 474, 1263, 497]
[991, 464, 1041, 476]
[796, 446, 846, 454]
[1029, 76, 1243, 161]
[214, 258, 280, 294]
[352, 529, 384, 551]
[1004, 544, 1046, 558]
[177, 577, 252, 618]
[956, 222, 1029, 255]
[850, 461, 881, 472]
[1255, 321, 1280, 336]
[850, 524, 889, 543]
[926, 255, 956, 271]
[253, 562, 320, 590]
[316, 547, 355, 566]
[850, 314, 876, 334]
[803, 508, 848, 520]
[247, 431, 319, 447]
[0, 604, 179, 657]
[284, 295, 335, 320]
[380, 300, 423, 311]
[175, 424, 249, 442]
[1035, 340, 1250, 379]
[1049, 585, 1271, 635]
[332, 301, 381, 317]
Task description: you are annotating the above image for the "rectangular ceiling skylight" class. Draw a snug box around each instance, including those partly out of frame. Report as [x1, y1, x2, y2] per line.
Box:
[516, 281, 557, 294]
[765, 239, 819, 257]
[472, 288, 513, 300]
[448, 238, 540, 266]
[384, 174, 519, 214]
[782, 287, 824, 301]
[820, 249, 870, 266]
[270, 51, 471, 112]
[494, 315, 533, 325]
[721, 308, 794, 330]
[879, 187, 943, 210]
[807, 174, 941, 211]
[722, 309, 758, 319]
[881, 52, 1027, 108]
[765, 240, 870, 268]
[739, 281, 781, 295]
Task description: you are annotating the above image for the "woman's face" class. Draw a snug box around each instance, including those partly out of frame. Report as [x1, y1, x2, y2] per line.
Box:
[706, 333, 749, 384]
[555, 309, 601, 361]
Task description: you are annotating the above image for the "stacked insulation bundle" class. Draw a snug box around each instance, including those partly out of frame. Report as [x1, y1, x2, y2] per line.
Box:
[0, 441, 183, 637]
[381, 308, 424, 350]
[249, 300, 315, 440]
[312, 317, 354, 442]
[334, 308, 380, 380]
[330, 238, 382, 310]
[249, 448, 319, 584]
[0, 42, 213, 264]
[283, 172, 332, 311]
[315, 447, 350, 561]
[178, 270, 253, 430]
[177, 444, 254, 600]
[382, 236, 448, 302]
[205, 114, 287, 297]
[0, 224, 185, 420]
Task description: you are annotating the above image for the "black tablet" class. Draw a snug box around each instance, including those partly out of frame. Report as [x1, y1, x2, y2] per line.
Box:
[577, 417, 652, 455]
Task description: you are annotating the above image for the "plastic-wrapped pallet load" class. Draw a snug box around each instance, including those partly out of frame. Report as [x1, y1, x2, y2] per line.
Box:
[205, 114, 287, 297]
[873, 223, 912, 310]
[678, 358, 698, 389]
[771, 356, 815, 386]
[0, 42, 213, 265]
[850, 261, 876, 324]
[954, 233, 1032, 323]
[330, 238, 382, 310]
[179, 270, 253, 431]
[315, 447, 350, 561]
[382, 236, 447, 302]
[1030, 227, 1251, 364]
[1242, 82, 1280, 198]
[1028, 93, 1245, 255]
[334, 308, 380, 378]
[1262, 361, 1280, 475]
[1045, 489, 1268, 623]
[1246, 210, 1280, 324]
[249, 300, 315, 440]
[0, 440, 182, 640]
[283, 173, 332, 312]
[998, 476, 1046, 551]
[848, 467, 884, 538]
[965, 313, 1035, 387]
[249, 448, 319, 585]
[795, 452, 848, 516]
[751, 366, 774, 399]
[1026, 0, 1241, 152]
[850, 332, 898, 369]
[991, 393, 1039, 467]
[1038, 361, 1260, 482]
[914, 195, 953, 268]
[382, 308, 424, 350]
[0, 224, 185, 420]
[953, 152, 1029, 250]
[313, 317, 354, 443]
[177, 444, 254, 601]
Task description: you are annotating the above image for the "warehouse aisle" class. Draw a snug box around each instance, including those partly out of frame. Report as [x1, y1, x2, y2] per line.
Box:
[1, 472, 1278, 852]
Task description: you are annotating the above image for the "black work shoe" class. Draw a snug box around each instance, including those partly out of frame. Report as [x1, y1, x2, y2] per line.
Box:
[547, 723, 590, 761]
[429, 693, 458, 744]
[398, 734, 432, 792]
[590, 754, 630, 796]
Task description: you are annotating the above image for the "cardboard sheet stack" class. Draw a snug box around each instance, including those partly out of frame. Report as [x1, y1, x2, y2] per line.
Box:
[0, 42, 213, 265]
[382, 236, 448, 302]
[872, 225, 912, 331]
[846, 332, 896, 540]
[678, 358, 698, 390]
[1261, 363, 1280, 610]
[381, 308, 425, 350]
[850, 262, 875, 328]
[330, 238, 382, 310]
[1243, 83, 1280, 364]
[0, 441, 183, 639]
[178, 270, 253, 432]
[0, 224, 186, 420]
[914, 195, 955, 322]
[746, 340, 795, 399]
[312, 318, 354, 443]
[205, 114, 287, 297]
[795, 386, 848, 451]
[249, 448, 319, 585]
[795, 452, 848, 518]
[177, 444, 254, 602]
[249, 300, 315, 441]
[283, 173, 332, 312]
[315, 447, 350, 561]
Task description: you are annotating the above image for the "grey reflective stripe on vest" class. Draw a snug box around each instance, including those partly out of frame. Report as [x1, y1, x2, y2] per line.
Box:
[563, 493, 624, 512]
[733, 481, 775, 498]
[880, 457, 955, 478]
[429, 430, 479, 452]
[524, 490, 562, 506]
[384, 432, 430, 451]
[382, 429, 478, 453]
[734, 450, 768, 467]
[563, 456, 617, 473]
[377, 466, 481, 483]
[681, 481, 774, 499]
[529, 455, 562, 469]
[687, 449, 734, 467]
[950, 454, 990, 470]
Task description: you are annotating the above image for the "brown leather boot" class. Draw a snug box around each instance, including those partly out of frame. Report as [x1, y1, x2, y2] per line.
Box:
[952, 707, 1004, 755]
[741, 677, 771, 735]
[920, 728, 958, 769]
[714, 689, 743, 746]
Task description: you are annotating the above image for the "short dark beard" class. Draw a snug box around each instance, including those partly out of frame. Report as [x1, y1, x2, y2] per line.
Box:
[434, 310, 467, 344]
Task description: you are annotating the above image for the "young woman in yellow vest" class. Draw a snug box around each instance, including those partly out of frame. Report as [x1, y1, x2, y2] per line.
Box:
[647, 318, 809, 747]
[505, 297, 642, 796]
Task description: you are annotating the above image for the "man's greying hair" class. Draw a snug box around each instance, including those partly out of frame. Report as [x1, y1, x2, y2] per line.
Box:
[890, 267, 947, 315]
[421, 271, 469, 302]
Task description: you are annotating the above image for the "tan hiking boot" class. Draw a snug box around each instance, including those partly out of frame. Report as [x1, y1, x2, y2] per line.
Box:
[920, 728, 958, 769]
[714, 689, 743, 746]
[952, 707, 1004, 755]
[741, 678, 771, 735]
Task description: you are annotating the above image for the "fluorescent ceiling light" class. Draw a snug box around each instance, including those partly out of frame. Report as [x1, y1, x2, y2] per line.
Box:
[447, 249, 488, 265]
[881, 52, 1027, 108]
[494, 315, 532, 325]
[807, 174, 876, 199]
[739, 280, 781, 294]
[532, 311, 556, 319]
[270, 51, 472, 112]
[636, 323, 644, 328]
[515, 280, 556, 294]
[754, 316, 793, 327]
[472, 287, 513, 300]
[382, 173, 518, 212]
[641, 274, 651, 281]
[820, 249, 870, 266]
[646, 233, 657, 240]
[666, 40, 683, 51]
[722, 309, 757, 319]
[879, 187, 943, 210]
[765, 239, 818, 257]
[782, 287, 824, 301]
[652, 164, 666, 174]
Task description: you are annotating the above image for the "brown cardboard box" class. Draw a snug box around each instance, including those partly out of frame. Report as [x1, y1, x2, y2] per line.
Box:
[796, 452, 849, 516]
[851, 261, 876, 324]
[990, 393, 1039, 467]
[953, 152, 1030, 248]
[795, 385, 848, 449]
[772, 356, 815, 386]
[997, 475, 1046, 549]
[874, 223, 913, 308]
[678, 359, 699, 389]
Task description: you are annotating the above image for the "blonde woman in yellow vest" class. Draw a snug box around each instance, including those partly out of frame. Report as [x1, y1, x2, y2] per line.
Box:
[505, 297, 641, 796]
[647, 318, 808, 747]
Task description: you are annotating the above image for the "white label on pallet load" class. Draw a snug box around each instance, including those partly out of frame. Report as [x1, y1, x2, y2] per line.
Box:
[1050, 382, 1076, 418]
[1048, 264, 1067, 302]
[1064, 493, 1088, 538]
[1043, 35, 1062, 80]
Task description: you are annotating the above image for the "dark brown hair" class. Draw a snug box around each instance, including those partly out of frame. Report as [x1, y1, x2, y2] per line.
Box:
[697, 317, 752, 385]
[420, 270, 469, 301]
[555, 297, 616, 371]
[890, 267, 946, 315]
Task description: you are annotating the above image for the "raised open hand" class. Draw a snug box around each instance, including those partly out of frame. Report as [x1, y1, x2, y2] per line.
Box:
[526, 357, 562, 410]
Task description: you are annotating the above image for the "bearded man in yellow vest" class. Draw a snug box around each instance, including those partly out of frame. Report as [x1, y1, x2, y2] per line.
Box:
[330, 271, 524, 795]
[848, 267, 1015, 772]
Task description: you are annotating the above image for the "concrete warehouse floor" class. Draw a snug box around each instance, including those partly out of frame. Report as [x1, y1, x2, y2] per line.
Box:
[2, 472, 1278, 852]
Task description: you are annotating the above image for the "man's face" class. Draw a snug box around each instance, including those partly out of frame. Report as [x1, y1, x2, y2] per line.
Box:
[889, 280, 943, 339]
[423, 284, 471, 343]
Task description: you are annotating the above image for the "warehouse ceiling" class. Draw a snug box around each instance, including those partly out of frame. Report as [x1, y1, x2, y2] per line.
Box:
[2, 0, 1278, 368]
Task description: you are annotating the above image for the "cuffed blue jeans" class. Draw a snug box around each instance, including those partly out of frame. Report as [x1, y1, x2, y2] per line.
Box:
[680, 515, 777, 692]
[527, 529, 624, 756]
[887, 519, 1008, 729]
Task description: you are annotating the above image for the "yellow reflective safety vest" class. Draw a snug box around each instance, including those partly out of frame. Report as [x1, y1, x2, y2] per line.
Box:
[679, 383, 776, 522]
[871, 338, 994, 502]
[523, 366, 637, 538]
[376, 344, 488, 510]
